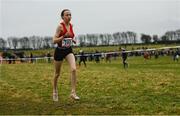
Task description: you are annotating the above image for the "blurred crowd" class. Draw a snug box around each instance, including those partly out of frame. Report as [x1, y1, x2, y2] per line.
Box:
[0, 47, 180, 64]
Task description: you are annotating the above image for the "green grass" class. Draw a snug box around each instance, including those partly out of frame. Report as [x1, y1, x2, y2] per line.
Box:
[0, 56, 180, 115]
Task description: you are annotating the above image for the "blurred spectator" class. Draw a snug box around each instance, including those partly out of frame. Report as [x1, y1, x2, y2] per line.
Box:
[0, 53, 3, 64]
[121, 48, 128, 69]
[95, 50, 100, 63]
[154, 51, 159, 59]
[79, 49, 86, 67]
[105, 53, 111, 63]
[30, 53, 33, 63]
[47, 52, 51, 63]
[173, 49, 179, 62]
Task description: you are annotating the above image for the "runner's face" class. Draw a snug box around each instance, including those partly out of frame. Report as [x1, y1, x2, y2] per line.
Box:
[63, 11, 71, 22]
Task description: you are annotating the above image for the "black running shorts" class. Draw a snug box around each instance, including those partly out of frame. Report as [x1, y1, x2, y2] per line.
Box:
[54, 47, 73, 61]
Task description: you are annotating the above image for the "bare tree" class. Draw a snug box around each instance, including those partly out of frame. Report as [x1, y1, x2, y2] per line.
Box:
[19, 37, 30, 49]
[43, 36, 53, 48]
[113, 32, 122, 45]
[141, 34, 152, 44]
[37, 37, 43, 49]
[127, 31, 137, 44]
[92, 34, 98, 46]
[29, 36, 43, 49]
[86, 34, 93, 46]
[0, 38, 7, 49]
[132, 32, 137, 44]
[161, 35, 168, 43]
[176, 29, 180, 40]
[78, 35, 86, 47]
[99, 34, 105, 45]
[121, 32, 128, 44]
[7, 37, 19, 49]
[103, 34, 112, 45]
[165, 31, 173, 41]
[152, 35, 159, 43]
[29, 36, 37, 49]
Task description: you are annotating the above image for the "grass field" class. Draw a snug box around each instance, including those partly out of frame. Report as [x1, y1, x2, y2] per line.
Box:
[0, 56, 180, 115]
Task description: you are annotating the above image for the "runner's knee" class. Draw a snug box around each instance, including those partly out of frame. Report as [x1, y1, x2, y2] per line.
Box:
[54, 73, 60, 78]
[71, 67, 76, 73]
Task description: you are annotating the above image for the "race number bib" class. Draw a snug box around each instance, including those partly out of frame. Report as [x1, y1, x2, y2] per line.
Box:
[62, 38, 72, 48]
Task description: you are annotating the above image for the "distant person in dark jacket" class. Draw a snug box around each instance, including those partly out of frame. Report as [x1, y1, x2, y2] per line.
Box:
[95, 50, 100, 63]
[173, 49, 179, 62]
[79, 50, 86, 67]
[30, 53, 33, 63]
[47, 52, 51, 63]
[105, 53, 111, 63]
[121, 48, 128, 69]
[154, 50, 159, 59]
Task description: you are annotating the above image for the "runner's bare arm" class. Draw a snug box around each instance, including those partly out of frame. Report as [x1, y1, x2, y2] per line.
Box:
[71, 24, 76, 44]
[53, 25, 64, 44]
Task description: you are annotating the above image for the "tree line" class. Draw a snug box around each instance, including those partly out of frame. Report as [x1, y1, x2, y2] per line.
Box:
[141, 29, 180, 44]
[0, 29, 180, 50]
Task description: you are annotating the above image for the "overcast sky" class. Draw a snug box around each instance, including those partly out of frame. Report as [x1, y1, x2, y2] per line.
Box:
[0, 0, 180, 39]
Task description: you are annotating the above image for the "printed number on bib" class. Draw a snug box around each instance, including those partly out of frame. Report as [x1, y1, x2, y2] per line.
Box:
[62, 38, 72, 48]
